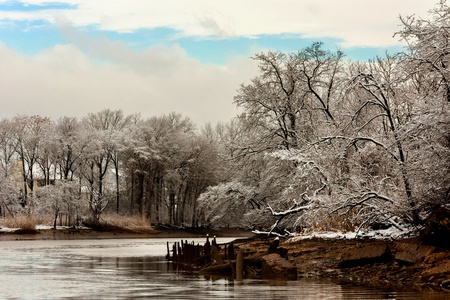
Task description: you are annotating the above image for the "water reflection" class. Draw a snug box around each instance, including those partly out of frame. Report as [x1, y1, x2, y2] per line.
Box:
[0, 238, 448, 299]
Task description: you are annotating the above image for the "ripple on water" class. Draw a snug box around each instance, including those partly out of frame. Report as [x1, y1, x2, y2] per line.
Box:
[0, 238, 448, 299]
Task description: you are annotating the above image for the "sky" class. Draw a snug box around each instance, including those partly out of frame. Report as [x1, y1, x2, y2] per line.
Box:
[0, 0, 435, 127]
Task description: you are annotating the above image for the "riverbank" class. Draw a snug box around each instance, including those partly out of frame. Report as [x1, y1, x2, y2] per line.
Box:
[0, 226, 255, 241]
[231, 236, 450, 291]
[1, 226, 449, 292]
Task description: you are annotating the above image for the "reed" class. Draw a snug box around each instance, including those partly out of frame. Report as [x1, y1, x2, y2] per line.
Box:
[101, 213, 156, 233]
[0, 214, 38, 233]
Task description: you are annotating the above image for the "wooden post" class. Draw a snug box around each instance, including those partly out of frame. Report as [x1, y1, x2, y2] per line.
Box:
[166, 242, 170, 260]
[180, 240, 185, 261]
[236, 250, 244, 281]
[211, 245, 224, 265]
[204, 236, 211, 263]
[228, 242, 235, 260]
[173, 243, 177, 262]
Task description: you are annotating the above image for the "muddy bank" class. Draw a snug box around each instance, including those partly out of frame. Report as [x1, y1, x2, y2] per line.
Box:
[0, 226, 254, 241]
[230, 236, 450, 291]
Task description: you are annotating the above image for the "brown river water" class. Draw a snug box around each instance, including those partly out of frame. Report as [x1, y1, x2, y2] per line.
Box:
[0, 238, 448, 299]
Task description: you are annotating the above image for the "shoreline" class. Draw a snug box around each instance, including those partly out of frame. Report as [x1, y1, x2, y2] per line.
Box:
[1, 227, 449, 292]
[232, 236, 450, 291]
[0, 226, 255, 241]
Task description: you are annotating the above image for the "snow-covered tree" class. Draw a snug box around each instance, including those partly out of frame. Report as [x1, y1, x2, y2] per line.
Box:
[0, 118, 17, 179]
[397, 0, 450, 102]
[13, 115, 52, 202]
[35, 180, 82, 228]
[197, 181, 256, 228]
[54, 116, 84, 181]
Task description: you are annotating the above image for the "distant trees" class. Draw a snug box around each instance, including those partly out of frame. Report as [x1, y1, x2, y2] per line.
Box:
[0, 119, 18, 217]
[13, 115, 52, 203]
[121, 112, 221, 227]
[0, 110, 222, 228]
[0, 118, 16, 179]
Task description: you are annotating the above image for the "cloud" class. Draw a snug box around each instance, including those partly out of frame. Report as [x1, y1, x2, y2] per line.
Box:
[0, 0, 433, 47]
[0, 0, 435, 126]
[0, 39, 258, 126]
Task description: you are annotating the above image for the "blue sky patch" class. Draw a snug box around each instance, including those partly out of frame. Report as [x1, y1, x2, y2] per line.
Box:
[0, 20, 64, 56]
[0, 20, 404, 65]
[0, 1, 78, 12]
[88, 29, 401, 64]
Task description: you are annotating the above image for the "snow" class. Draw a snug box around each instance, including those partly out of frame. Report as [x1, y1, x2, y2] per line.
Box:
[288, 227, 416, 243]
[0, 225, 91, 233]
[35, 225, 91, 230]
[0, 227, 20, 233]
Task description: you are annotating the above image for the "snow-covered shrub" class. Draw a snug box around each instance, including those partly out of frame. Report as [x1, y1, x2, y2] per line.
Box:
[34, 180, 85, 227]
[197, 181, 255, 228]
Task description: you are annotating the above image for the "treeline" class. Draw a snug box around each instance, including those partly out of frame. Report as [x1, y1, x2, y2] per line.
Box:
[1, 1, 449, 236]
[0, 111, 221, 227]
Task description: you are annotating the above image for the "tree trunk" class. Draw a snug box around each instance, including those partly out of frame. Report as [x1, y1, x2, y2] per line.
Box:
[115, 160, 120, 214]
[169, 192, 175, 224]
[138, 173, 145, 218]
[129, 170, 135, 215]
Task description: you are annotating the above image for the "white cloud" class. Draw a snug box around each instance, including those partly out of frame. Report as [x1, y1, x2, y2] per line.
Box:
[0, 0, 436, 125]
[0, 0, 433, 47]
[0, 40, 258, 125]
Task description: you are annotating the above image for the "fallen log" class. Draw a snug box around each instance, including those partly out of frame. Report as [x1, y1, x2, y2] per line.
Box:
[199, 262, 233, 275]
[198, 253, 266, 275]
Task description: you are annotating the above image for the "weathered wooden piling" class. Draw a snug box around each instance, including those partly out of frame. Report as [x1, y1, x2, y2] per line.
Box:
[166, 242, 170, 260]
[212, 245, 223, 265]
[166, 236, 297, 281]
[228, 243, 235, 260]
[204, 236, 211, 263]
[236, 250, 244, 281]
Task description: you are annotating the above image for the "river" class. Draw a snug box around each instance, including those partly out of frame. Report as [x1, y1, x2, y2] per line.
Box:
[0, 238, 447, 299]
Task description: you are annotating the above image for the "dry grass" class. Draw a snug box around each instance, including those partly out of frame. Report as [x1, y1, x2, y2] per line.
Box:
[101, 213, 156, 233]
[306, 210, 359, 233]
[0, 215, 38, 233]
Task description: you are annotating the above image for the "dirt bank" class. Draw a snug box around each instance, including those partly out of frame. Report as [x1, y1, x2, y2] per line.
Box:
[232, 236, 450, 291]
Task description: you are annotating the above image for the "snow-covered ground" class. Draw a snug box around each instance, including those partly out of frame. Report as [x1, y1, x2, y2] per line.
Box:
[253, 226, 416, 242]
[289, 227, 416, 242]
[0, 225, 91, 233]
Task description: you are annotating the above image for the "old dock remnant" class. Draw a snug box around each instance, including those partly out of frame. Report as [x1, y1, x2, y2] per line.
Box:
[165, 235, 298, 280]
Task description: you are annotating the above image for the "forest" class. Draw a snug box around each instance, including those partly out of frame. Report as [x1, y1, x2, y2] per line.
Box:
[0, 1, 448, 238]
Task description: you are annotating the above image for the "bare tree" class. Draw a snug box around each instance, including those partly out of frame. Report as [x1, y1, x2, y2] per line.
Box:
[13, 115, 52, 203]
[396, 0, 450, 102]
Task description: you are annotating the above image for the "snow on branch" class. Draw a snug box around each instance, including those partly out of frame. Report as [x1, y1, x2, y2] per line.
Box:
[333, 190, 395, 216]
[268, 202, 314, 217]
[316, 136, 399, 161]
[263, 196, 316, 236]
[252, 229, 294, 237]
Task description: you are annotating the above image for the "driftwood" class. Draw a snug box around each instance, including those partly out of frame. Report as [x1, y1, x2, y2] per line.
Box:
[199, 262, 233, 275]
[198, 254, 264, 275]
